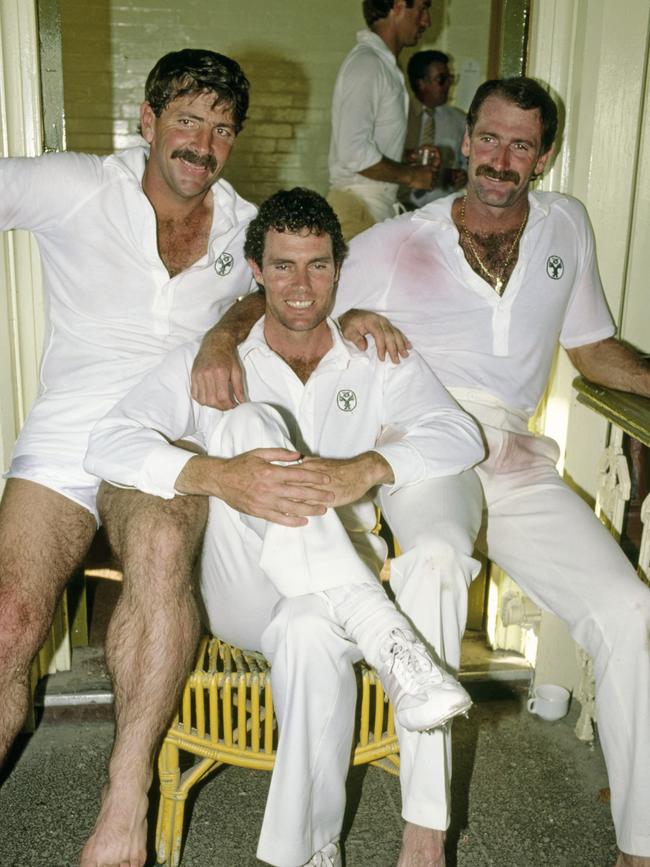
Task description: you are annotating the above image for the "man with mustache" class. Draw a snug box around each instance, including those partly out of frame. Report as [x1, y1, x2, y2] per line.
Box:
[326, 0, 439, 240]
[332, 76, 650, 866]
[0, 49, 342, 867]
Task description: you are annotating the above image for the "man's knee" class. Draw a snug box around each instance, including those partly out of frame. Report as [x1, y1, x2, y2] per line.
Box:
[391, 537, 480, 599]
[100, 484, 207, 575]
[0, 577, 58, 669]
[211, 403, 293, 456]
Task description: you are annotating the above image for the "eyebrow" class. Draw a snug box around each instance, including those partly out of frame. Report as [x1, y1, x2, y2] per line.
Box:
[267, 256, 333, 265]
[477, 128, 537, 148]
[175, 110, 236, 129]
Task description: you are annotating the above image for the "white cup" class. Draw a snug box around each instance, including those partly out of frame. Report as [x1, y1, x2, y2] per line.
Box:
[527, 684, 570, 721]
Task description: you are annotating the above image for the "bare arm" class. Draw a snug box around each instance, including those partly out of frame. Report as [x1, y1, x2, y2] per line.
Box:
[566, 336, 650, 398]
[191, 291, 266, 409]
[302, 452, 393, 507]
[175, 449, 335, 528]
[359, 155, 439, 190]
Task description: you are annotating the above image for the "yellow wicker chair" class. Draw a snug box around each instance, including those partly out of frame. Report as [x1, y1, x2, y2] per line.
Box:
[155, 635, 400, 867]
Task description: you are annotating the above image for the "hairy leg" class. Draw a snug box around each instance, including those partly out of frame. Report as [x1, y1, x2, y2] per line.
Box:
[0, 478, 96, 764]
[80, 483, 207, 867]
[397, 824, 445, 867]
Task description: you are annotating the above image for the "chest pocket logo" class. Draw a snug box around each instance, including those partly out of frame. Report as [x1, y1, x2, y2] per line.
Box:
[215, 251, 234, 276]
[337, 389, 357, 412]
[546, 255, 564, 280]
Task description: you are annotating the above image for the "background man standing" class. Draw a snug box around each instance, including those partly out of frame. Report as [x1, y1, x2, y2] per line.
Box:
[400, 49, 467, 208]
[327, 0, 438, 239]
[334, 77, 650, 867]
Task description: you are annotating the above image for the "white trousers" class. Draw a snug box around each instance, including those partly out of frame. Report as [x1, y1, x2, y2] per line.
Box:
[200, 403, 391, 866]
[381, 420, 650, 857]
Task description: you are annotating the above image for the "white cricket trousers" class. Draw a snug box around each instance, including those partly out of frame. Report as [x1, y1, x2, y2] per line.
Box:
[199, 403, 371, 866]
[381, 418, 650, 857]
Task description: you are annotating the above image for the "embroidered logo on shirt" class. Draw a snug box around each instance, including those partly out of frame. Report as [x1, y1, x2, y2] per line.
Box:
[546, 255, 564, 280]
[215, 252, 234, 276]
[337, 389, 357, 412]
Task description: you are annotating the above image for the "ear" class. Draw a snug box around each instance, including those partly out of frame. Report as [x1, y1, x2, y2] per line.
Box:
[461, 128, 471, 159]
[534, 147, 552, 177]
[247, 257, 265, 288]
[140, 102, 156, 144]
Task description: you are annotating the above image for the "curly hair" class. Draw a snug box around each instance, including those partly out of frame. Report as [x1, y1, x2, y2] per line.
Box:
[244, 188, 348, 269]
[144, 49, 249, 133]
[467, 77, 558, 155]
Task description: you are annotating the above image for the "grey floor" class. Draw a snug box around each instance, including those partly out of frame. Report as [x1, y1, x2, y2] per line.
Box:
[0, 646, 618, 867]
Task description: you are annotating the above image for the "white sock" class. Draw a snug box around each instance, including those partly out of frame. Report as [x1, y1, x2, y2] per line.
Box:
[323, 581, 413, 669]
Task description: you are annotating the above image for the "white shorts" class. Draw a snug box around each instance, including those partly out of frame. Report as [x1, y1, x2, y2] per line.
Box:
[3, 391, 115, 525]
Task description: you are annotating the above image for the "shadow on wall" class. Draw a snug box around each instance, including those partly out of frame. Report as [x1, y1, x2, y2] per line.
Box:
[222, 50, 315, 205]
[59, 0, 114, 154]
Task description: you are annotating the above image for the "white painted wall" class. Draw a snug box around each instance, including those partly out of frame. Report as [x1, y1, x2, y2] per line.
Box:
[0, 0, 44, 493]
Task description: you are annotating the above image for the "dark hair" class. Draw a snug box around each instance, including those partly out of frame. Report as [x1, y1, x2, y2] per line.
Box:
[467, 77, 558, 154]
[407, 50, 449, 92]
[145, 49, 249, 133]
[362, 0, 414, 27]
[244, 188, 348, 270]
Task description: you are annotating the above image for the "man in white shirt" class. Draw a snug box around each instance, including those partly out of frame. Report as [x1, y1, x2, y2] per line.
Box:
[85, 188, 484, 866]
[327, 0, 439, 240]
[0, 49, 343, 867]
[333, 77, 650, 867]
[400, 50, 467, 208]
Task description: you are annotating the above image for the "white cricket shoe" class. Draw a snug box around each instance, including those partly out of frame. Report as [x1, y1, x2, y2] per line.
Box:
[304, 841, 341, 866]
[378, 628, 472, 732]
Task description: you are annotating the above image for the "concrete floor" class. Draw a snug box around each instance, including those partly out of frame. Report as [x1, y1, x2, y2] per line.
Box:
[0, 676, 618, 867]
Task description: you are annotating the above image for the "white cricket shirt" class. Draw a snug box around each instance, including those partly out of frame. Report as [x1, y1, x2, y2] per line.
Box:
[334, 191, 615, 417]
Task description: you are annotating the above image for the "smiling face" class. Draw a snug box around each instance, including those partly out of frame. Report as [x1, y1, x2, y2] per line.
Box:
[249, 229, 338, 346]
[140, 90, 236, 205]
[462, 95, 551, 210]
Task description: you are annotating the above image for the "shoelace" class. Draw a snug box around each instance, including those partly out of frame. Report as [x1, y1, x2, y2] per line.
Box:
[385, 634, 443, 689]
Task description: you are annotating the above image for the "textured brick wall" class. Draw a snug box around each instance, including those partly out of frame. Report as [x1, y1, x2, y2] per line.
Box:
[59, 0, 494, 204]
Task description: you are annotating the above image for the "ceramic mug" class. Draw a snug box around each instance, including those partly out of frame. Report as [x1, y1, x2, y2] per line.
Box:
[527, 684, 570, 721]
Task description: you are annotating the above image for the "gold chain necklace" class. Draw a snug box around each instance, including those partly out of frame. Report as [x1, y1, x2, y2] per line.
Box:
[459, 195, 528, 296]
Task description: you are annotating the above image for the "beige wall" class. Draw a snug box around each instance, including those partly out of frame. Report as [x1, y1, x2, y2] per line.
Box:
[59, 0, 494, 204]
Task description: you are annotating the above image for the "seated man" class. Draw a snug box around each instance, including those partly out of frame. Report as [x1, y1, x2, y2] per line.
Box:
[332, 77, 650, 867]
[85, 188, 484, 866]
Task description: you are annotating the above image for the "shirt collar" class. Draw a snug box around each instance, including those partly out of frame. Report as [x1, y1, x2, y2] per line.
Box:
[356, 28, 399, 69]
[107, 146, 256, 244]
[240, 316, 362, 370]
[412, 189, 556, 230]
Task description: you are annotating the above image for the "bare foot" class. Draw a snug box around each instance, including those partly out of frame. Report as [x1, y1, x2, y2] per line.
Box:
[79, 783, 148, 867]
[396, 822, 445, 867]
[615, 854, 650, 867]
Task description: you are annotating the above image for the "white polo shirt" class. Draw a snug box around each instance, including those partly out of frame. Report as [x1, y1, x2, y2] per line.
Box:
[85, 318, 484, 537]
[328, 29, 409, 201]
[2, 147, 256, 501]
[334, 191, 615, 418]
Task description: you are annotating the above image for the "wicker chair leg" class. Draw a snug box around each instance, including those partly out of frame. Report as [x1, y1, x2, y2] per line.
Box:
[156, 741, 181, 866]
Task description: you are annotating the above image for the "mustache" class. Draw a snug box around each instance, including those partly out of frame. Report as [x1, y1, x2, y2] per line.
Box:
[476, 164, 520, 184]
[171, 148, 218, 173]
